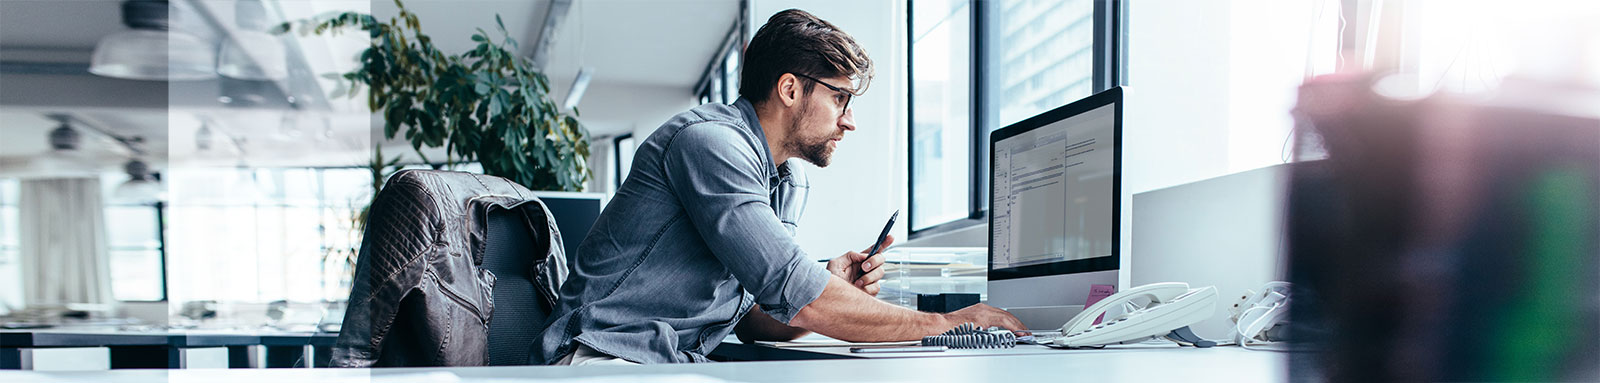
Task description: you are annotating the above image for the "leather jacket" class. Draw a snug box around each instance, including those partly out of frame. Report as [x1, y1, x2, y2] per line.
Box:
[331, 170, 568, 367]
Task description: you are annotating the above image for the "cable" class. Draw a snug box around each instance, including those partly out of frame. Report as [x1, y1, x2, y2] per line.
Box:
[921, 322, 1017, 349]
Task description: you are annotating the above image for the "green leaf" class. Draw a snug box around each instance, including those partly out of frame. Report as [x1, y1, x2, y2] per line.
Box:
[286, 5, 592, 191]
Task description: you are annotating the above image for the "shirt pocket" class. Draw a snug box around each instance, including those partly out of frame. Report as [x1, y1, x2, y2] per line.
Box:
[770, 175, 810, 237]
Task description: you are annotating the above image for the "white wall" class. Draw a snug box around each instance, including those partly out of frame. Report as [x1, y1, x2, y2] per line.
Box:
[1124, 0, 1336, 194]
[548, 80, 699, 140]
[1122, 1, 1234, 195]
[746, 1, 909, 260]
[545, 79, 697, 193]
[1121, 0, 1334, 288]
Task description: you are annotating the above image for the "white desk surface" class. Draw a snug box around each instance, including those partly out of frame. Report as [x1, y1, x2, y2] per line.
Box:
[726, 333, 1199, 359]
[5, 346, 1287, 382]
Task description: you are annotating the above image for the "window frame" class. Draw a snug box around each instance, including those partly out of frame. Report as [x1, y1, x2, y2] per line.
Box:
[613, 133, 635, 189]
[694, 7, 749, 105]
[0, 180, 172, 303]
[104, 200, 169, 302]
[907, 0, 1126, 239]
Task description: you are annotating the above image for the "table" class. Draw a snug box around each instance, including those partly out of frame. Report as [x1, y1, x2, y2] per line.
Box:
[709, 333, 1207, 361]
[258, 332, 339, 368]
[0, 330, 337, 370]
[2, 346, 1288, 382]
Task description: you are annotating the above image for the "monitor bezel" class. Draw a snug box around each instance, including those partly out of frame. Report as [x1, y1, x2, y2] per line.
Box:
[987, 86, 1123, 281]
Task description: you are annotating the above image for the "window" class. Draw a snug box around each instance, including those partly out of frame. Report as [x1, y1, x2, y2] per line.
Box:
[97, 173, 169, 302]
[724, 43, 742, 102]
[104, 204, 165, 301]
[0, 177, 171, 304]
[0, 179, 19, 310]
[909, 0, 975, 230]
[613, 134, 637, 188]
[164, 167, 371, 303]
[983, 0, 1099, 128]
[909, 0, 1122, 235]
[696, 16, 747, 105]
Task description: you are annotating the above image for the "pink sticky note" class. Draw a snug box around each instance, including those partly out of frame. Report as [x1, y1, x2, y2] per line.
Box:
[1086, 284, 1117, 325]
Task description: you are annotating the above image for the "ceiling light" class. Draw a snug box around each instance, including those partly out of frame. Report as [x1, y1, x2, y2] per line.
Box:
[48, 122, 81, 152]
[114, 159, 165, 204]
[90, 0, 218, 81]
[29, 116, 97, 178]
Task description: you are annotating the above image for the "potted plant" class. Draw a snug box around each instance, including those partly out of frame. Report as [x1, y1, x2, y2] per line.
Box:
[276, 0, 591, 191]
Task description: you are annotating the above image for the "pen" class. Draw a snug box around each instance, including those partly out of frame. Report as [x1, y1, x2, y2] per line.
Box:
[859, 210, 899, 283]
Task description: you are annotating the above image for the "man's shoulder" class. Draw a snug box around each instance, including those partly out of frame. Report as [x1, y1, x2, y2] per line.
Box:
[648, 104, 760, 155]
[678, 102, 745, 126]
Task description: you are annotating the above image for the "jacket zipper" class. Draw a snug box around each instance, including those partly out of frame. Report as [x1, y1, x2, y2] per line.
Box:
[427, 270, 488, 323]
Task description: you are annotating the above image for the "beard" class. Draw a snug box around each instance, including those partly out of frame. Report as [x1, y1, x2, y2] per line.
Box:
[784, 98, 838, 167]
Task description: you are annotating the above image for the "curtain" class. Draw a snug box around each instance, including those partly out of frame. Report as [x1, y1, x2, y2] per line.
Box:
[587, 139, 612, 193]
[19, 178, 112, 306]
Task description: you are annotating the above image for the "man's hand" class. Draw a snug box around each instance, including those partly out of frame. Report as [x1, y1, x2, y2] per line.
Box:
[940, 303, 1029, 335]
[789, 277, 1029, 342]
[826, 234, 895, 296]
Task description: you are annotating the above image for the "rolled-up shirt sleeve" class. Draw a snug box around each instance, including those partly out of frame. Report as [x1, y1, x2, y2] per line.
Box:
[661, 123, 830, 324]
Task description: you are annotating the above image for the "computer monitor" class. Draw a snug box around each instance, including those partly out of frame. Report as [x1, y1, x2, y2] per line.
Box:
[530, 191, 606, 258]
[988, 87, 1124, 330]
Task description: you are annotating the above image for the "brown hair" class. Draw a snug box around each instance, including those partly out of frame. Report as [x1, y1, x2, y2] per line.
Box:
[739, 9, 874, 105]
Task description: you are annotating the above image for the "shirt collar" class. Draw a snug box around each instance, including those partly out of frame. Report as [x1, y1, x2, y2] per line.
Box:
[732, 97, 783, 181]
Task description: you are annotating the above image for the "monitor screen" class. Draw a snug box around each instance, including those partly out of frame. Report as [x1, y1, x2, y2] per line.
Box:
[534, 193, 604, 258]
[989, 100, 1119, 280]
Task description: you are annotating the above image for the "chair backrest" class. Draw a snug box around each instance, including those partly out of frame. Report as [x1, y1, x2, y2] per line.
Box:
[331, 170, 567, 368]
[480, 208, 547, 366]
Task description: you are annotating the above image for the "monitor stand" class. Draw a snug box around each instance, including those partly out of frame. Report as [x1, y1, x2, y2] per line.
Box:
[987, 269, 1117, 330]
[1003, 305, 1085, 331]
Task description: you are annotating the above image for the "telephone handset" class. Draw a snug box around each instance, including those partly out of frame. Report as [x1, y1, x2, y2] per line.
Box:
[1054, 282, 1219, 348]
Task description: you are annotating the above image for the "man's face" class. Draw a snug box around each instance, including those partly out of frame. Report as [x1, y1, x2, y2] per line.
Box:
[785, 75, 857, 168]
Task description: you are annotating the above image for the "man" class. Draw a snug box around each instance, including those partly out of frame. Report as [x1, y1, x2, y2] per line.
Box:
[533, 9, 1025, 365]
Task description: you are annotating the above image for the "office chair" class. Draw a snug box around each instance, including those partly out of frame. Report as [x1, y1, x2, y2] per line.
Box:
[331, 170, 568, 367]
[482, 207, 551, 365]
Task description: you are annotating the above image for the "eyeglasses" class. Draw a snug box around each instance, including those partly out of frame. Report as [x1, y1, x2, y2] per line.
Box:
[792, 73, 853, 118]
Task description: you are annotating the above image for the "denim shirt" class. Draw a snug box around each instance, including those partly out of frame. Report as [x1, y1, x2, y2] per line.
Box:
[533, 98, 826, 364]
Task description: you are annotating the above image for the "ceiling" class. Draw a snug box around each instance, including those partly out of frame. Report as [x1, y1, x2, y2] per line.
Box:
[0, 0, 738, 177]
[372, 0, 738, 88]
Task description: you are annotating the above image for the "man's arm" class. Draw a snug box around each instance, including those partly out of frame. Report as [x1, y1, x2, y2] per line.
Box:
[734, 234, 898, 342]
[789, 275, 1026, 342]
[734, 305, 811, 343]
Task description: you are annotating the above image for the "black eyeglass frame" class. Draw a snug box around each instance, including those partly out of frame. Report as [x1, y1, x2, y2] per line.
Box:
[791, 73, 855, 118]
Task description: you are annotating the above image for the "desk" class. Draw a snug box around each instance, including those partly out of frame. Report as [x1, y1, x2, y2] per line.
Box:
[0, 330, 337, 370]
[258, 332, 338, 368]
[3, 347, 1287, 382]
[710, 334, 1198, 361]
